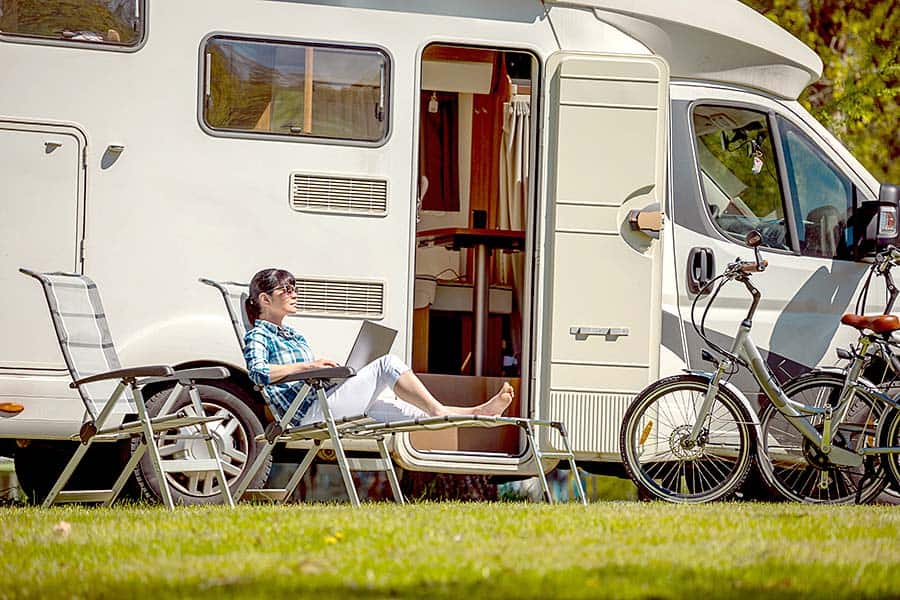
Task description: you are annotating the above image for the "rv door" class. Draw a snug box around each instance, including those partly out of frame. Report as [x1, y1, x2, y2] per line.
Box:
[0, 122, 86, 371]
[540, 53, 669, 457]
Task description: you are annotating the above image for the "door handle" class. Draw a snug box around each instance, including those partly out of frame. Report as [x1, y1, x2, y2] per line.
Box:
[687, 247, 714, 294]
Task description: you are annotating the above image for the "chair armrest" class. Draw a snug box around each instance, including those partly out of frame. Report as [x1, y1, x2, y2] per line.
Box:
[138, 366, 230, 386]
[71, 365, 174, 388]
[281, 366, 355, 383]
[172, 366, 229, 381]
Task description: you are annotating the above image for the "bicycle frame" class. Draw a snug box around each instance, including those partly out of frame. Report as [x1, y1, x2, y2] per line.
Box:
[690, 273, 866, 468]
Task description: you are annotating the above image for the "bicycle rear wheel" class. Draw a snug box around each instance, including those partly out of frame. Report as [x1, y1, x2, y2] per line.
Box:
[879, 407, 900, 493]
[758, 373, 886, 504]
[620, 374, 755, 503]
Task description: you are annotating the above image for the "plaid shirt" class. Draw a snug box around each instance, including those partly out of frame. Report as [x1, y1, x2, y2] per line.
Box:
[243, 319, 320, 422]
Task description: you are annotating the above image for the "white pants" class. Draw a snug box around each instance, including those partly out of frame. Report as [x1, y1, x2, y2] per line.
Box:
[299, 354, 429, 425]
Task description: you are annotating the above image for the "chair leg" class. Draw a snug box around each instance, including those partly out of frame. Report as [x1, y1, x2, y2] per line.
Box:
[281, 442, 321, 503]
[235, 436, 276, 500]
[318, 387, 360, 507]
[134, 386, 175, 510]
[104, 443, 148, 507]
[556, 422, 587, 506]
[41, 440, 93, 508]
[188, 385, 235, 507]
[524, 422, 554, 504]
[377, 437, 405, 504]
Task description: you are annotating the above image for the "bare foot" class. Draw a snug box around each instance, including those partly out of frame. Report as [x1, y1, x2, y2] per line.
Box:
[473, 382, 514, 417]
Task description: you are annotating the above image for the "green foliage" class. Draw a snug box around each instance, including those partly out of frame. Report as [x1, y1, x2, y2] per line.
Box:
[1, 503, 897, 598]
[743, 0, 900, 183]
[0, 0, 135, 43]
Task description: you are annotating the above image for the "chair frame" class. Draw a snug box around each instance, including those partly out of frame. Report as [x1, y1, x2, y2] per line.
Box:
[22, 269, 235, 509]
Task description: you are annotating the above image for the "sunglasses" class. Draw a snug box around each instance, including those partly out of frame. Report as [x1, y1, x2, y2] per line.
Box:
[268, 281, 297, 296]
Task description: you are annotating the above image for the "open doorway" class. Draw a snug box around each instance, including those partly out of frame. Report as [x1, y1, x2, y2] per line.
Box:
[411, 44, 536, 454]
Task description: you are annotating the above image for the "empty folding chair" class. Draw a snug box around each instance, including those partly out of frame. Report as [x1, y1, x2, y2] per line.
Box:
[201, 278, 403, 506]
[21, 269, 235, 509]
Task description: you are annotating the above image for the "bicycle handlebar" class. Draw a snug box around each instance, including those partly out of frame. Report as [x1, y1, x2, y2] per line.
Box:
[724, 259, 768, 277]
[875, 245, 900, 274]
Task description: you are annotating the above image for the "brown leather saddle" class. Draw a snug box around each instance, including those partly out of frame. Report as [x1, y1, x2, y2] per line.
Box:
[840, 313, 900, 334]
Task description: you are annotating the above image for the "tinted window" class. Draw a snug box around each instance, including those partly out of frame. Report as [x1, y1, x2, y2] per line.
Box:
[203, 36, 389, 144]
[0, 0, 144, 46]
[778, 119, 854, 260]
[693, 106, 790, 251]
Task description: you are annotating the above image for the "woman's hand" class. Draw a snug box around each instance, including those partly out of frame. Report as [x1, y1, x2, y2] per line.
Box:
[268, 359, 341, 382]
[305, 358, 340, 370]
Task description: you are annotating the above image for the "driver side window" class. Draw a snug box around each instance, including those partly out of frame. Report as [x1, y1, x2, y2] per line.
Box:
[692, 106, 790, 250]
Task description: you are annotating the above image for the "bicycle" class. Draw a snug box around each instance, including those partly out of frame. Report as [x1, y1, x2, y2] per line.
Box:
[619, 230, 900, 503]
[759, 246, 900, 503]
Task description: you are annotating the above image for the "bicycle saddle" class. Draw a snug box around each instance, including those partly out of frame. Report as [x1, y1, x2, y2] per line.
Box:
[840, 313, 900, 333]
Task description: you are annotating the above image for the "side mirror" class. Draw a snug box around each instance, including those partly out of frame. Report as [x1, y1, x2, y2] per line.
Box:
[745, 229, 763, 269]
[745, 230, 762, 248]
[854, 183, 900, 257]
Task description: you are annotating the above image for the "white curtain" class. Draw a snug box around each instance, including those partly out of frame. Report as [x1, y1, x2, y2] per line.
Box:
[497, 95, 530, 356]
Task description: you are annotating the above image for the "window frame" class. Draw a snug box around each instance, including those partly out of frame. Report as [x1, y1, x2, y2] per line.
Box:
[688, 101, 798, 255]
[0, 0, 148, 52]
[197, 32, 393, 148]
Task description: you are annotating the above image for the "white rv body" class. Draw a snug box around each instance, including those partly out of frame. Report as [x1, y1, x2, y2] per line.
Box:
[0, 0, 891, 490]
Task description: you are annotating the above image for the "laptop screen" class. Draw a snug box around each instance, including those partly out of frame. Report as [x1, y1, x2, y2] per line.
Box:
[344, 321, 397, 370]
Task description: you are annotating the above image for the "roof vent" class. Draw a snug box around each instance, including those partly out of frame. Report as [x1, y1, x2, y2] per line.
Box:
[291, 173, 388, 216]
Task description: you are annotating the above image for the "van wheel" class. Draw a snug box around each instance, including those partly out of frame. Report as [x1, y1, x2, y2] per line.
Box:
[133, 381, 270, 505]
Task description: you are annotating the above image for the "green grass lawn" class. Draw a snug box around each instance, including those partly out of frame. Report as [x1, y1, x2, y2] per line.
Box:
[0, 502, 897, 599]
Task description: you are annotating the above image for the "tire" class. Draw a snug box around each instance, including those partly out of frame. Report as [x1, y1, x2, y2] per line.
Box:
[620, 374, 755, 503]
[757, 373, 887, 504]
[133, 380, 270, 505]
[879, 407, 900, 493]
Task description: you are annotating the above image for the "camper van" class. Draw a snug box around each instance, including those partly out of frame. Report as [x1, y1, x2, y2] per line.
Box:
[1, 0, 897, 503]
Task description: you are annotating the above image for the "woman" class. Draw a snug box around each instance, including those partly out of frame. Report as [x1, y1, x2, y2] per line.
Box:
[243, 268, 513, 425]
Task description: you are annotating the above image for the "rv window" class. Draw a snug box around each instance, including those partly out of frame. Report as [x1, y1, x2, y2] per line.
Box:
[777, 119, 854, 260]
[0, 0, 145, 47]
[203, 36, 389, 144]
[692, 106, 790, 251]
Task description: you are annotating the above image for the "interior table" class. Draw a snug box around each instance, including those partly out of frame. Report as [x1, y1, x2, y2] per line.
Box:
[416, 227, 525, 376]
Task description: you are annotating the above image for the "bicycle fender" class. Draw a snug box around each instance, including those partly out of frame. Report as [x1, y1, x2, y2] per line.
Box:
[682, 370, 763, 433]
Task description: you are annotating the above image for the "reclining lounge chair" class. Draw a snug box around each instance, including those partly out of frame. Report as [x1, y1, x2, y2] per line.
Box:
[22, 269, 235, 509]
[201, 278, 587, 505]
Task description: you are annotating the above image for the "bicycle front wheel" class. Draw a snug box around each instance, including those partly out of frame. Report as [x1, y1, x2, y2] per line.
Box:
[620, 374, 755, 503]
[758, 373, 887, 504]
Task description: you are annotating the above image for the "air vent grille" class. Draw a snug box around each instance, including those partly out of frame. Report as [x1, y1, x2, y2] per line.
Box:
[291, 173, 388, 215]
[547, 391, 634, 454]
[294, 278, 385, 319]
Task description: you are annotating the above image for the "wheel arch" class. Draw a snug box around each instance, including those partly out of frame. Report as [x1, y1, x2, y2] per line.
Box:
[139, 359, 270, 424]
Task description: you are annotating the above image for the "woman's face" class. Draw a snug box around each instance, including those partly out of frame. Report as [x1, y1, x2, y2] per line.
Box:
[260, 280, 298, 320]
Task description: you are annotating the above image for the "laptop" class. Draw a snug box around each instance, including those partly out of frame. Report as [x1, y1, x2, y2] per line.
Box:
[344, 321, 398, 371]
